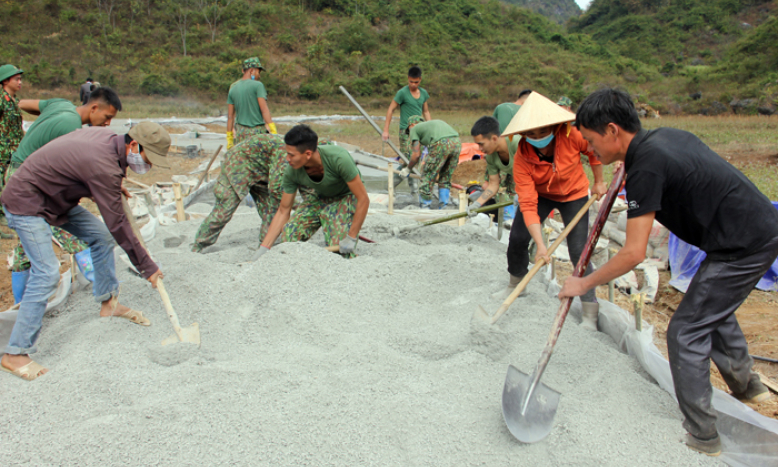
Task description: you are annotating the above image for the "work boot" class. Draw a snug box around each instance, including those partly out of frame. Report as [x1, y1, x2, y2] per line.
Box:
[438, 188, 451, 209]
[684, 433, 721, 457]
[581, 301, 599, 331]
[491, 274, 527, 301]
[732, 373, 772, 403]
[419, 195, 432, 209]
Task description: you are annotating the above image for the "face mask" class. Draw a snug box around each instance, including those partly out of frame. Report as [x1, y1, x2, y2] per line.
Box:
[250, 73, 256, 81]
[127, 148, 151, 174]
[525, 133, 555, 149]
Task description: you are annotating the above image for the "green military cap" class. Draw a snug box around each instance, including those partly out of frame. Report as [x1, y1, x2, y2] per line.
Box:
[0, 64, 23, 83]
[556, 96, 573, 107]
[407, 115, 425, 126]
[242, 57, 266, 71]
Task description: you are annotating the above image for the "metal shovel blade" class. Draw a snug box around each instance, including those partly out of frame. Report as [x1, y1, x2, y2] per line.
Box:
[501, 364, 560, 443]
[161, 322, 201, 346]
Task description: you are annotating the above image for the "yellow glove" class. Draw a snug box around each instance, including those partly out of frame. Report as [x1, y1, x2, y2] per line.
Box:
[226, 131, 234, 149]
[268, 122, 278, 135]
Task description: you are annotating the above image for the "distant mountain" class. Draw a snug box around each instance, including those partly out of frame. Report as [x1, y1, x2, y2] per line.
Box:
[502, 0, 582, 24]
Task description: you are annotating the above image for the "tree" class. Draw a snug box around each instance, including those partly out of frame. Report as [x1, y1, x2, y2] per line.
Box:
[197, 0, 235, 43]
[167, 0, 197, 56]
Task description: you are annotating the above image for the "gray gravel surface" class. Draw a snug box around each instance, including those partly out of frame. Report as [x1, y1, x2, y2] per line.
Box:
[0, 210, 720, 466]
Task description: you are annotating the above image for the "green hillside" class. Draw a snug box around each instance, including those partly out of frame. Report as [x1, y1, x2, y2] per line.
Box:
[501, 0, 582, 24]
[569, 0, 774, 67]
[0, 0, 648, 106]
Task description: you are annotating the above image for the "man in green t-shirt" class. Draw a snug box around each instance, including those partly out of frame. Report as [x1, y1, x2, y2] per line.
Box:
[226, 57, 277, 149]
[7, 87, 122, 302]
[492, 89, 532, 134]
[254, 125, 369, 259]
[192, 134, 288, 253]
[468, 116, 519, 222]
[398, 116, 461, 209]
[382, 66, 431, 192]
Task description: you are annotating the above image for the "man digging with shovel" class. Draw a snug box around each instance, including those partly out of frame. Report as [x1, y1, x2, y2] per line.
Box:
[559, 88, 778, 456]
[254, 124, 369, 259]
[192, 133, 288, 253]
[0, 122, 168, 381]
[468, 116, 520, 224]
[499, 92, 606, 330]
[397, 116, 461, 209]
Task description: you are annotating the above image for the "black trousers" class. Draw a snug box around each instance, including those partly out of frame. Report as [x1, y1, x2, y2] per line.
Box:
[507, 195, 596, 302]
[668, 235, 778, 439]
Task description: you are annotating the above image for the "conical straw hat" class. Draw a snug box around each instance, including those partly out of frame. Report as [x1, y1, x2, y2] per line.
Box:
[502, 91, 576, 137]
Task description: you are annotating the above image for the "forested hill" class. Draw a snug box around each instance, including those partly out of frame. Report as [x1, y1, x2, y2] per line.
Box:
[0, 0, 644, 105]
[2, 0, 778, 114]
[502, 0, 582, 24]
[568, 0, 778, 112]
[570, 0, 773, 67]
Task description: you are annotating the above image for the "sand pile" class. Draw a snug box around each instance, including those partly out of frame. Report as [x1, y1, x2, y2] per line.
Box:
[0, 208, 718, 466]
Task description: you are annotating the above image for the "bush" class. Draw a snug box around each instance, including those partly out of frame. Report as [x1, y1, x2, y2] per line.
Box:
[139, 74, 179, 96]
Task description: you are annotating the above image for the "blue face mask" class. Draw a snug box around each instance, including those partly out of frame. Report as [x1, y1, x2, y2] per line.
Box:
[525, 133, 555, 149]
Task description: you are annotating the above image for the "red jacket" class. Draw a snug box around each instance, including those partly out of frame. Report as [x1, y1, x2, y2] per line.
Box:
[513, 125, 600, 226]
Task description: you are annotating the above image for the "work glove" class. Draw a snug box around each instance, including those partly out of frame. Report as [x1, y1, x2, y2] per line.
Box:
[267, 122, 278, 135]
[338, 235, 358, 255]
[226, 131, 234, 150]
[467, 201, 482, 217]
[513, 194, 519, 211]
[399, 167, 411, 179]
[252, 245, 270, 261]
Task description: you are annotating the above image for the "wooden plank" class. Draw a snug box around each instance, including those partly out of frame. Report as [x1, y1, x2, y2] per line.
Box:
[173, 183, 186, 222]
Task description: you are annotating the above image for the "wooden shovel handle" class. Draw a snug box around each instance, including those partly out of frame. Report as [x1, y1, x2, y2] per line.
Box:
[121, 195, 185, 342]
[156, 278, 184, 339]
[194, 145, 223, 191]
[490, 194, 599, 324]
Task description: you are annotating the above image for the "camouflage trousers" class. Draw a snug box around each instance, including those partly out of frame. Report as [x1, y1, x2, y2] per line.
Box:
[192, 172, 279, 251]
[399, 130, 411, 159]
[281, 193, 357, 258]
[5, 164, 88, 271]
[234, 123, 267, 145]
[419, 137, 461, 202]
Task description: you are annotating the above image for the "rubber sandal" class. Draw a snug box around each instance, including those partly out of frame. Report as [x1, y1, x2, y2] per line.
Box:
[0, 360, 48, 381]
[113, 308, 151, 326]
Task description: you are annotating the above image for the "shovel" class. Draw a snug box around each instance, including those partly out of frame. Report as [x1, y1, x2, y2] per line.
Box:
[474, 195, 598, 325]
[501, 165, 626, 443]
[121, 195, 200, 346]
[391, 200, 512, 236]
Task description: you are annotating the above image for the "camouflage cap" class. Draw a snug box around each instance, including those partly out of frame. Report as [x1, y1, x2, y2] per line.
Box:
[556, 96, 573, 107]
[243, 57, 266, 71]
[0, 64, 23, 83]
[407, 115, 425, 127]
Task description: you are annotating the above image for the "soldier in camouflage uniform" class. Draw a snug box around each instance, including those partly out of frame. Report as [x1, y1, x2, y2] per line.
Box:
[226, 57, 277, 150]
[192, 133, 288, 252]
[0, 65, 24, 191]
[399, 115, 461, 208]
[254, 125, 369, 260]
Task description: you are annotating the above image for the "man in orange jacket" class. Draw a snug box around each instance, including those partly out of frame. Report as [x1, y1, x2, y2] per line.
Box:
[501, 92, 607, 329]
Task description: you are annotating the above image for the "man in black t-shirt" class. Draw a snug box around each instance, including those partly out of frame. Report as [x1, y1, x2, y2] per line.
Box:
[559, 88, 778, 457]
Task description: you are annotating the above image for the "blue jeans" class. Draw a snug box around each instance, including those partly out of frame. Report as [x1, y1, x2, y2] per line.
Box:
[4, 205, 119, 355]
